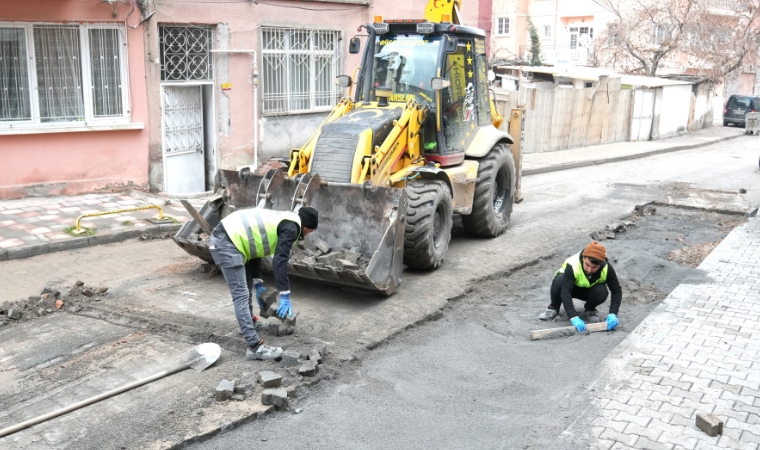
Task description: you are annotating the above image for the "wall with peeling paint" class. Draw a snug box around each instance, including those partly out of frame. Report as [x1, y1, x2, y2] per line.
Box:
[0, 1, 150, 200]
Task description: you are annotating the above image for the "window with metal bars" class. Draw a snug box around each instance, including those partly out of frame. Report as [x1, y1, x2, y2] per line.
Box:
[261, 27, 341, 115]
[0, 23, 129, 127]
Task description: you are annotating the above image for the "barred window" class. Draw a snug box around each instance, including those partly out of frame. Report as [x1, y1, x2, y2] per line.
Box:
[261, 28, 341, 115]
[0, 23, 129, 127]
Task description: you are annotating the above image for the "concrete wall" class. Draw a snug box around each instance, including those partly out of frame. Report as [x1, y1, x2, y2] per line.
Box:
[0, 1, 149, 199]
[652, 84, 692, 140]
[142, 0, 481, 192]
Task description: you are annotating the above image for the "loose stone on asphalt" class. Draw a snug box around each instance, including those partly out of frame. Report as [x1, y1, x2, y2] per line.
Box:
[564, 217, 760, 449]
[257, 371, 282, 388]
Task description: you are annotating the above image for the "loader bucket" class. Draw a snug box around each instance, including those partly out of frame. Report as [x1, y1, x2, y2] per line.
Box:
[173, 168, 406, 295]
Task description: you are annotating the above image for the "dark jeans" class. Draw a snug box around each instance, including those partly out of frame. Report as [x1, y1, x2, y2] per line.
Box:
[209, 226, 262, 347]
[549, 273, 609, 313]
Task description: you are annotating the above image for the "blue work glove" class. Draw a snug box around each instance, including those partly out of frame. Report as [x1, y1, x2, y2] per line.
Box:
[570, 316, 586, 333]
[254, 282, 267, 309]
[607, 314, 619, 331]
[276, 292, 292, 319]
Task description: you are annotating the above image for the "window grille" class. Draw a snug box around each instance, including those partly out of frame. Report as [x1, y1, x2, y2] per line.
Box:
[261, 28, 341, 115]
[496, 18, 510, 35]
[89, 28, 123, 117]
[543, 25, 551, 38]
[0, 23, 129, 127]
[0, 27, 31, 122]
[159, 26, 213, 81]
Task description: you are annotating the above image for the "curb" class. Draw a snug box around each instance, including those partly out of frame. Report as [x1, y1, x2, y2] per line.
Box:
[0, 224, 181, 262]
[522, 133, 745, 176]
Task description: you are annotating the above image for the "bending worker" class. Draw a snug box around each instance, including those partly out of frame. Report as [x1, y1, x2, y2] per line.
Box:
[539, 241, 622, 332]
[209, 206, 319, 360]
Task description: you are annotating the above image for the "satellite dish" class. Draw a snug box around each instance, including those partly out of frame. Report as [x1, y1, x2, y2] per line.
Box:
[579, 34, 593, 48]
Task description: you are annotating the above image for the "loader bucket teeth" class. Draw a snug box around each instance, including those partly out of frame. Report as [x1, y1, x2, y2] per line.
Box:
[173, 169, 406, 295]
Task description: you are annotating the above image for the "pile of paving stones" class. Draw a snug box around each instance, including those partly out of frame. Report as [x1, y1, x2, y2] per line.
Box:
[290, 238, 371, 272]
[213, 345, 327, 410]
[0, 280, 108, 325]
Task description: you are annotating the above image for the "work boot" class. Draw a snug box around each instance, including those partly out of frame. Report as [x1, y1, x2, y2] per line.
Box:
[246, 340, 283, 361]
[539, 307, 558, 321]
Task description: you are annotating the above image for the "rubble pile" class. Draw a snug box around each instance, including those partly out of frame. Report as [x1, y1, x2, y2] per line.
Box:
[290, 238, 371, 272]
[0, 280, 109, 325]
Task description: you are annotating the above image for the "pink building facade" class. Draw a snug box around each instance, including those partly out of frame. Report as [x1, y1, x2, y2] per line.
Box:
[0, 0, 149, 199]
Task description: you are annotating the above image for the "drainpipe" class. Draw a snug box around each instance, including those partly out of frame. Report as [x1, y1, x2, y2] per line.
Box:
[210, 49, 259, 168]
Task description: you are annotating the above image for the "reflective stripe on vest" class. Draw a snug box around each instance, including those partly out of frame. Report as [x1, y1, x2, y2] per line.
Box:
[221, 208, 301, 262]
[556, 252, 608, 288]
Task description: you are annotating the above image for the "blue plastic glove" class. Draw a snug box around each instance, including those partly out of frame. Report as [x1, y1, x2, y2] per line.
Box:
[607, 314, 619, 331]
[276, 292, 292, 319]
[570, 316, 586, 333]
[254, 282, 267, 309]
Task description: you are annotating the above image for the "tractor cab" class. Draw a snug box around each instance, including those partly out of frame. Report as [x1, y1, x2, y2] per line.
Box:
[351, 18, 494, 167]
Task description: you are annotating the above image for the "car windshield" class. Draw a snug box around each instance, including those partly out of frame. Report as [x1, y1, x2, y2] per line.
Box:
[729, 96, 752, 109]
[372, 34, 441, 106]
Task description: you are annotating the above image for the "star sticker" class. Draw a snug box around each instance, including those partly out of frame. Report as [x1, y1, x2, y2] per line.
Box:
[467, 57, 473, 65]
[465, 42, 471, 51]
[470, 122, 475, 129]
[466, 131, 471, 137]
[468, 70, 473, 78]
[461, 140, 466, 146]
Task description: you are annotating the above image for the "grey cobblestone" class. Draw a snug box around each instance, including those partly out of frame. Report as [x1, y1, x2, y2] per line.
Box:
[561, 218, 760, 450]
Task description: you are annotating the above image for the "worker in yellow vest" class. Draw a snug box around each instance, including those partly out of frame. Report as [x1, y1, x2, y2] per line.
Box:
[209, 206, 319, 360]
[538, 241, 622, 332]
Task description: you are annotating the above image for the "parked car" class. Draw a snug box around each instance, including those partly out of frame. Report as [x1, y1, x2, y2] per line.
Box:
[723, 95, 760, 127]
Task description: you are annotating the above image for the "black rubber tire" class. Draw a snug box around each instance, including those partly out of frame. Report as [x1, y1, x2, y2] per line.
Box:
[403, 180, 453, 270]
[724, 120, 729, 126]
[461, 143, 516, 238]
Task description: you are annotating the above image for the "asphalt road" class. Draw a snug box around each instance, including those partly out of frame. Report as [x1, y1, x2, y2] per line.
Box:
[192, 137, 760, 449]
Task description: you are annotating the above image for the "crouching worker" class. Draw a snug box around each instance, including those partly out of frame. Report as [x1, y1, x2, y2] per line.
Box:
[209, 206, 319, 360]
[538, 241, 622, 332]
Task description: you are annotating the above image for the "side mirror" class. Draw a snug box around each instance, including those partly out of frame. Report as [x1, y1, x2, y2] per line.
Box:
[349, 37, 361, 54]
[444, 36, 458, 53]
[335, 75, 352, 88]
[430, 77, 451, 91]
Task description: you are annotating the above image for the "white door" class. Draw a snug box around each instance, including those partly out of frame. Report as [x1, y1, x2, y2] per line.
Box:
[162, 85, 205, 194]
[630, 89, 654, 142]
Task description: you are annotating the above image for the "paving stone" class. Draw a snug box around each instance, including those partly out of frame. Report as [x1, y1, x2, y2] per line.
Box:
[623, 422, 661, 441]
[631, 436, 673, 450]
[256, 370, 282, 388]
[261, 388, 288, 408]
[298, 360, 319, 377]
[599, 428, 638, 446]
[307, 348, 322, 364]
[695, 411, 723, 436]
[215, 379, 234, 401]
[280, 350, 301, 367]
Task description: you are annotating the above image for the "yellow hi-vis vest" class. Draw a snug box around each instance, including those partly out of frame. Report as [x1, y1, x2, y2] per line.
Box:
[556, 252, 608, 288]
[221, 208, 301, 262]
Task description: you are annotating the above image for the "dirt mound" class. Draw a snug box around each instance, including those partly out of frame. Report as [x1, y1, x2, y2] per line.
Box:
[667, 241, 721, 268]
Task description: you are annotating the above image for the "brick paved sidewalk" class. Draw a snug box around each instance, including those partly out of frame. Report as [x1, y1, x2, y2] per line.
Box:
[0, 193, 203, 260]
[560, 217, 760, 449]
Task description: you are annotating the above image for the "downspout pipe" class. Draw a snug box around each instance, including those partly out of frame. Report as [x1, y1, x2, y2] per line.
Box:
[210, 49, 259, 168]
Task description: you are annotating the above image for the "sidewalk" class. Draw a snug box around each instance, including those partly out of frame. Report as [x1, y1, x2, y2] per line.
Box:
[560, 217, 760, 449]
[522, 126, 744, 175]
[0, 193, 198, 261]
[0, 126, 747, 261]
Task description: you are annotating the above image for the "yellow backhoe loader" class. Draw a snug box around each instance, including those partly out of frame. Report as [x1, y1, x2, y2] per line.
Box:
[174, 0, 522, 295]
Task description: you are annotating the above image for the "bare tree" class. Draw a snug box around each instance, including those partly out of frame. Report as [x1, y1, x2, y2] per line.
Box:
[592, 0, 760, 83]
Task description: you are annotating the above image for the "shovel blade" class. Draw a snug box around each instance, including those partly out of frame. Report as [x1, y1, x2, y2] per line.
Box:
[180, 343, 221, 372]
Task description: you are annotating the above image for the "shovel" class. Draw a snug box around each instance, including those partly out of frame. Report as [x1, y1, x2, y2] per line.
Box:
[0, 342, 221, 438]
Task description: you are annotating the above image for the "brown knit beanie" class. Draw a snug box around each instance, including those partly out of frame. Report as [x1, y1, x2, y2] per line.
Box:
[583, 241, 607, 262]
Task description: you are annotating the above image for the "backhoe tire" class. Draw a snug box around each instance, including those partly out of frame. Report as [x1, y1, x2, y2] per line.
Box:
[462, 143, 516, 238]
[404, 180, 453, 270]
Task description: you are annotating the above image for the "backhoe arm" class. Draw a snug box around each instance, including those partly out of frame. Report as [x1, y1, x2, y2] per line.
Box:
[368, 100, 428, 187]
